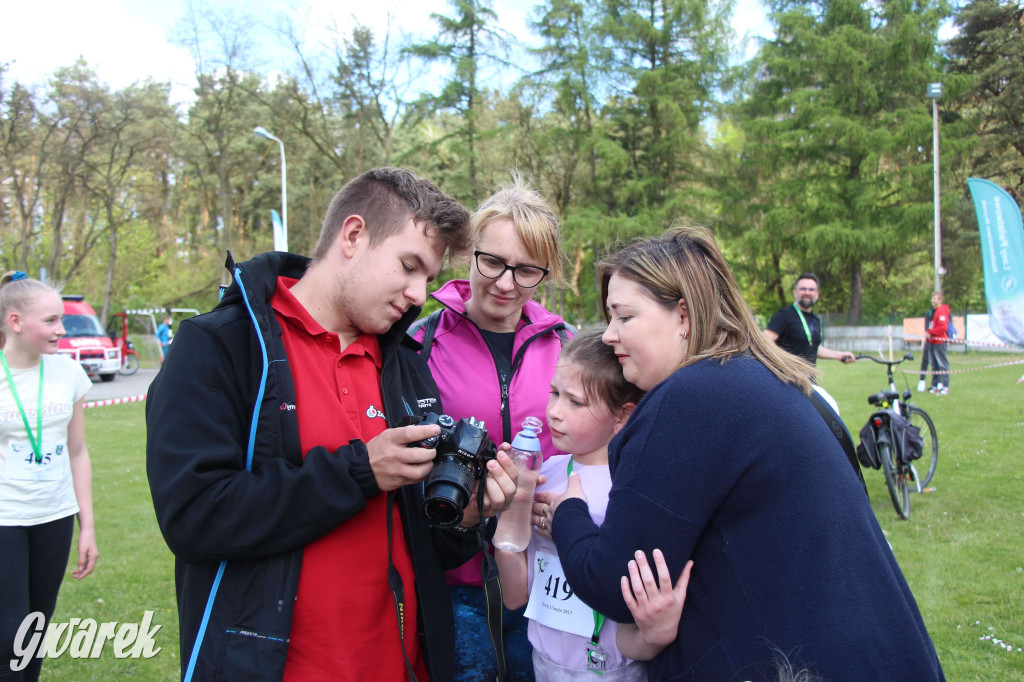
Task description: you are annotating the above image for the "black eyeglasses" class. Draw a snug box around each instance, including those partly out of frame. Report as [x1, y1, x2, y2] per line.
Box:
[473, 250, 549, 288]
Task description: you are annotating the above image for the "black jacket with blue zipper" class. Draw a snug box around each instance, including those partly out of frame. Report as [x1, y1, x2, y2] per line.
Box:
[145, 251, 489, 681]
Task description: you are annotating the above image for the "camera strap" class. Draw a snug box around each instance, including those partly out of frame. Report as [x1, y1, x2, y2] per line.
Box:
[386, 491, 420, 682]
[477, 474, 508, 682]
[385, 481, 505, 682]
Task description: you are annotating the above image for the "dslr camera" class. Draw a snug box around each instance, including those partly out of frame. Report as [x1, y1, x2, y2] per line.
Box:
[404, 413, 497, 526]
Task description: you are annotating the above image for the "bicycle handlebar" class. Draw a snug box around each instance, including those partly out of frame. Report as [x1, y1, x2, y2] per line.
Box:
[854, 352, 914, 366]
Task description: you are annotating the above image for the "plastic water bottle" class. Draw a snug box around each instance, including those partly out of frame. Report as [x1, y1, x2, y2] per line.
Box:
[492, 417, 544, 552]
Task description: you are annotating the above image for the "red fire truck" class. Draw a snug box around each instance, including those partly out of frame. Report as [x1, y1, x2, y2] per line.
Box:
[58, 295, 121, 382]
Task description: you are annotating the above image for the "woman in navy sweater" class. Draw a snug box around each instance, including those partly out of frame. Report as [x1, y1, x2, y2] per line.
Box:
[544, 226, 945, 681]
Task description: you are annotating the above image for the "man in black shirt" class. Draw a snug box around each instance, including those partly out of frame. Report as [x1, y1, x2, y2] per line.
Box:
[765, 273, 856, 366]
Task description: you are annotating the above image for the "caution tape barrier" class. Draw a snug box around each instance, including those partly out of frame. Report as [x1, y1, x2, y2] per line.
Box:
[897, 359, 1024, 377]
[877, 333, 1023, 376]
[931, 336, 1024, 350]
[84, 394, 147, 409]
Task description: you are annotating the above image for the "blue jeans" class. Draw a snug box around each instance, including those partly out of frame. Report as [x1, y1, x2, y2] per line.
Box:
[450, 585, 535, 681]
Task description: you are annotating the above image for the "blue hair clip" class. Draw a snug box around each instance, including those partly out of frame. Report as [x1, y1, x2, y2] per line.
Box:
[11, 271, 28, 281]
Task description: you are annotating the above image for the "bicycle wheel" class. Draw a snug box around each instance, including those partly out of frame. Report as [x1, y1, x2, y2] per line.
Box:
[906, 404, 938, 489]
[879, 430, 911, 520]
[119, 353, 140, 376]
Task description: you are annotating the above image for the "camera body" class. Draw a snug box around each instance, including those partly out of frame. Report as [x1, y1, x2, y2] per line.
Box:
[406, 413, 498, 526]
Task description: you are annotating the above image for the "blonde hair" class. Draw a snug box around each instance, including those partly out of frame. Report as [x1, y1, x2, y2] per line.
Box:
[0, 272, 60, 350]
[597, 225, 816, 393]
[471, 172, 566, 286]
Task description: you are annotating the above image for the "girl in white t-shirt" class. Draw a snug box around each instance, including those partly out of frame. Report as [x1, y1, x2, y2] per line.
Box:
[0, 272, 97, 682]
[496, 328, 646, 680]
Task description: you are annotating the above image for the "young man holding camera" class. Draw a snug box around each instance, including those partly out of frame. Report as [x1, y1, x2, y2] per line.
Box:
[146, 168, 518, 681]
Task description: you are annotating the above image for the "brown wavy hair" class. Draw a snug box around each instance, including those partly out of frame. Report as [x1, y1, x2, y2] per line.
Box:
[597, 225, 816, 393]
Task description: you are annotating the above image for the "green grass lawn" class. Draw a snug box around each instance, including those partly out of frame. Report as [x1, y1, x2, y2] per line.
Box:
[818, 350, 1024, 681]
[41, 351, 1024, 679]
[46, 403, 179, 681]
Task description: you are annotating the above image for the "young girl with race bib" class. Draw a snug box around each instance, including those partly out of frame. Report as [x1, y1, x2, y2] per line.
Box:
[495, 327, 646, 680]
[0, 272, 97, 682]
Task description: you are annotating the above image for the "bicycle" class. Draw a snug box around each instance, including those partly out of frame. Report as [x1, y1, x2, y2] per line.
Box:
[854, 353, 939, 519]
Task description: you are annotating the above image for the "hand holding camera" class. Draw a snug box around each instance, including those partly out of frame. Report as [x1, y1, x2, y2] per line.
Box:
[365, 421, 444, 492]
[458, 444, 518, 529]
[402, 413, 519, 527]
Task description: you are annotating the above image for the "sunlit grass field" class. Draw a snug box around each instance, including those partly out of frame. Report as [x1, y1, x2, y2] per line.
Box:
[40, 350, 1024, 680]
[47, 402, 178, 680]
[818, 350, 1024, 681]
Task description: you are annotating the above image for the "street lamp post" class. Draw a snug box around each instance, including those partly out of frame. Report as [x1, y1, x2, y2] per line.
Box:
[926, 82, 942, 292]
[253, 126, 288, 252]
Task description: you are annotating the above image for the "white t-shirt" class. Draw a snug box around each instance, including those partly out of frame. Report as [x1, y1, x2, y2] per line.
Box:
[0, 353, 92, 525]
[526, 454, 636, 674]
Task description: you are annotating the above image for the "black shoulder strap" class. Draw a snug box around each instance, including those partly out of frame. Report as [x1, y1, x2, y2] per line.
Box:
[407, 310, 443, 361]
[386, 491, 420, 682]
[475, 478, 506, 682]
[807, 389, 868, 497]
[555, 322, 577, 345]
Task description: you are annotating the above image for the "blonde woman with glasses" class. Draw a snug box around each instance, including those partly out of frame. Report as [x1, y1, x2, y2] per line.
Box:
[410, 174, 574, 681]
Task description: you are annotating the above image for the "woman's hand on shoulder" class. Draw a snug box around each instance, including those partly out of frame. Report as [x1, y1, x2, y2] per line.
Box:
[543, 472, 587, 534]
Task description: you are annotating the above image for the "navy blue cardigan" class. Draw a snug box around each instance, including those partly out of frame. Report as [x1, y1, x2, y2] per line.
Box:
[552, 356, 944, 682]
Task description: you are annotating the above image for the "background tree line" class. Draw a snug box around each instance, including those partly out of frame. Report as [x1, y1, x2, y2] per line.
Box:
[1, 0, 1020, 327]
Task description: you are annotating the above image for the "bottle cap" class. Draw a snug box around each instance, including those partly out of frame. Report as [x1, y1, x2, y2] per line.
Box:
[511, 416, 542, 452]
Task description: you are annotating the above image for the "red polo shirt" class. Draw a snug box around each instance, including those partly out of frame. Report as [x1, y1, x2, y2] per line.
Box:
[272, 277, 427, 681]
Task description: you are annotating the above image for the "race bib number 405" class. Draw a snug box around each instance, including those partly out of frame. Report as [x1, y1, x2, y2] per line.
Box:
[6, 440, 65, 482]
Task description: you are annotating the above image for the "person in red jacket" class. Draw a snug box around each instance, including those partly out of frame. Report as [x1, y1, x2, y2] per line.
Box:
[925, 291, 951, 394]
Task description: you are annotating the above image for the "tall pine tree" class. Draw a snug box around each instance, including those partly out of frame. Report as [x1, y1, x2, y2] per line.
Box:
[730, 0, 949, 320]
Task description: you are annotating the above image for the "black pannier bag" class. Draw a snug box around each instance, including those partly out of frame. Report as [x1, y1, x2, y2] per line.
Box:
[857, 411, 923, 470]
[857, 421, 882, 470]
[890, 412, 924, 464]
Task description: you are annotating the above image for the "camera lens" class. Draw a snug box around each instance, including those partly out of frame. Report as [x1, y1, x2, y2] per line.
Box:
[423, 458, 477, 526]
[423, 495, 462, 526]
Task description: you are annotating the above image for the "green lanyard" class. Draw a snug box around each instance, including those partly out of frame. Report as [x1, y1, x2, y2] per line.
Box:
[793, 303, 813, 345]
[565, 457, 607, 648]
[1, 351, 44, 463]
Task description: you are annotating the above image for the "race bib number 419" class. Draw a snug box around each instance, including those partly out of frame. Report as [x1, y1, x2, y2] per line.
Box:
[524, 550, 594, 638]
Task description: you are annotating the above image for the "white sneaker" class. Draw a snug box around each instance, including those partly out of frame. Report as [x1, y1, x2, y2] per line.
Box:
[917, 380, 926, 392]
